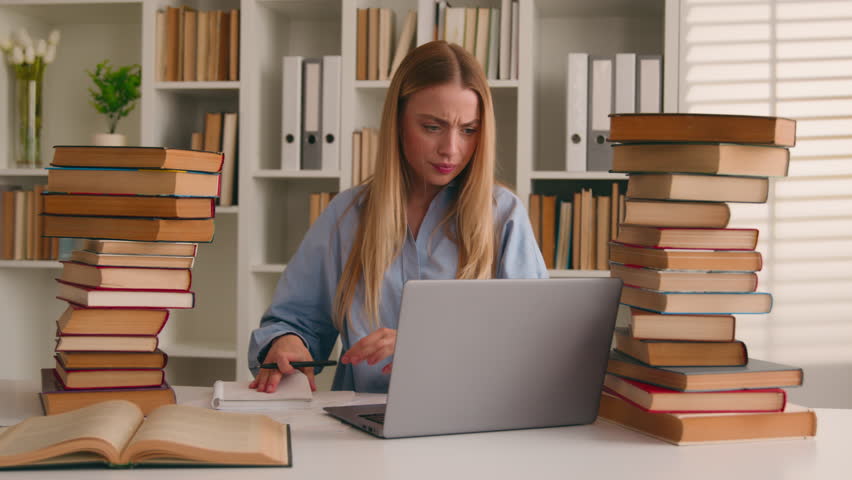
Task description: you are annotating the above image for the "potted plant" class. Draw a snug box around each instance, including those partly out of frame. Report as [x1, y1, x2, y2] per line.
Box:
[86, 60, 141, 146]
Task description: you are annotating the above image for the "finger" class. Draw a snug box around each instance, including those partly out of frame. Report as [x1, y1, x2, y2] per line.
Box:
[343, 329, 392, 363]
[299, 367, 317, 392]
[264, 369, 283, 393]
[381, 362, 393, 374]
[253, 369, 270, 392]
[249, 377, 258, 389]
[366, 340, 395, 365]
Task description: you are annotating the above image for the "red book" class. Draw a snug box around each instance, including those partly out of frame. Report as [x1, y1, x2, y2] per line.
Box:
[39, 368, 176, 415]
[603, 373, 786, 413]
[60, 261, 193, 291]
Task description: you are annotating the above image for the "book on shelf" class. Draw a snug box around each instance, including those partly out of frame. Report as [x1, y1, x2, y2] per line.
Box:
[57, 304, 169, 336]
[44, 216, 215, 243]
[47, 167, 221, 197]
[608, 113, 797, 147]
[81, 239, 198, 257]
[610, 263, 758, 293]
[218, 112, 238, 206]
[602, 374, 786, 413]
[3, 398, 291, 468]
[55, 334, 160, 353]
[0, 185, 56, 260]
[609, 242, 763, 272]
[627, 308, 736, 342]
[56, 279, 196, 309]
[52, 146, 224, 173]
[614, 328, 748, 367]
[606, 350, 804, 392]
[626, 173, 770, 203]
[615, 225, 758, 250]
[598, 392, 815, 445]
[389, 10, 416, 79]
[620, 285, 772, 315]
[71, 250, 196, 269]
[55, 359, 164, 390]
[623, 199, 730, 228]
[56, 350, 168, 370]
[59, 261, 192, 291]
[39, 369, 175, 416]
[158, 7, 240, 82]
[611, 142, 790, 177]
[42, 193, 216, 219]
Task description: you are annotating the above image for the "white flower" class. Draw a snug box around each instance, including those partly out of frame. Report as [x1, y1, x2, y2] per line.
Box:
[48, 30, 60, 46]
[11, 46, 24, 65]
[24, 45, 35, 64]
[14, 28, 33, 49]
[35, 39, 47, 57]
[44, 44, 56, 64]
[0, 38, 11, 53]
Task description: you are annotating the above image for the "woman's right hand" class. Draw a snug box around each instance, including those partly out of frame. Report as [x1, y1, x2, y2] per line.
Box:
[249, 334, 317, 393]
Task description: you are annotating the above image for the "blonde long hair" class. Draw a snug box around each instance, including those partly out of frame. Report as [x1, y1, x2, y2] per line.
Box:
[333, 41, 497, 331]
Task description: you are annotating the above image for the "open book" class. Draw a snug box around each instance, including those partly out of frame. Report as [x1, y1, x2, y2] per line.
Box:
[0, 400, 291, 469]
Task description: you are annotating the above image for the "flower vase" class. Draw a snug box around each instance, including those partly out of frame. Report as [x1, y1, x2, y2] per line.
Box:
[16, 71, 44, 168]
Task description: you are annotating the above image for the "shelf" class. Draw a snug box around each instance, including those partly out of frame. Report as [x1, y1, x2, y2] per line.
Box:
[0, 168, 49, 177]
[355, 80, 520, 90]
[0, 1, 141, 25]
[252, 263, 286, 274]
[160, 342, 237, 360]
[531, 171, 628, 180]
[253, 169, 341, 179]
[536, 0, 664, 18]
[548, 269, 611, 278]
[155, 81, 241, 92]
[0, 260, 61, 269]
[215, 205, 239, 214]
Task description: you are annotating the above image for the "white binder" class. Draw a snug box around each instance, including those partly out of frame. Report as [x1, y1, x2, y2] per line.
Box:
[586, 56, 614, 171]
[565, 53, 588, 172]
[281, 56, 303, 171]
[321, 56, 341, 172]
[301, 58, 322, 170]
[615, 53, 636, 114]
[637, 54, 662, 113]
[416, 0, 436, 46]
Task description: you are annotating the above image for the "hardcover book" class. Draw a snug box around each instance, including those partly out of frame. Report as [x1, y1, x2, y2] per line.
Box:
[56, 350, 168, 370]
[611, 142, 790, 177]
[47, 167, 221, 197]
[610, 263, 758, 293]
[614, 327, 748, 367]
[59, 261, 192, 291]
[608, 113, 797, 146]
[2, 398, 291, 468]
[44, 216, 215, 243]
[615, 225, 758, 250]
[43, 193, 216, 219]
[70, 250, 196, 269]
[625, 173, 769, 203]
[56, 280, 195, 309]
[39, 368, 176, 415]
[80, 239, 198, 257]
[57, 304, 169, 336]
[609, 242, 763, 272]
[54, 358, 164, 390]
[51, 146, 224, 173]
[619, 285, 772, 315]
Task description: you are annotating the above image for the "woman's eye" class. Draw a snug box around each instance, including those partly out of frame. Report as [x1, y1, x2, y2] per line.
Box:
[423, 124, 440, 132]
[463, 128, 478, 135]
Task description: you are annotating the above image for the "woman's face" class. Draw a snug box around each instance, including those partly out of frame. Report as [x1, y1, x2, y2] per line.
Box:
[399, 82, 481, 198]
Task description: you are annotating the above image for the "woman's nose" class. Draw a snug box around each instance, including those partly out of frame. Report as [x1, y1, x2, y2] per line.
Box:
[437, 131, 460, 157]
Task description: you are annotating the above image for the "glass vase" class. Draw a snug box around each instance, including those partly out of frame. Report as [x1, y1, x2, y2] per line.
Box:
[16, 71, 44, 168]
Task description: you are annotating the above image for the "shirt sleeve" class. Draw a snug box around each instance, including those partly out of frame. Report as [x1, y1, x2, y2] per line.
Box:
[247, 198, 345, 376]
[494, 189, 549, 279]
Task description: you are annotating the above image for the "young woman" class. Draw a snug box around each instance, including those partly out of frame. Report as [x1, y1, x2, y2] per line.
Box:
[249, 41, 547, 394]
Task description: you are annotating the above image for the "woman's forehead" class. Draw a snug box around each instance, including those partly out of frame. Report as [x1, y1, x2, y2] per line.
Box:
[405, 83, 480, 120]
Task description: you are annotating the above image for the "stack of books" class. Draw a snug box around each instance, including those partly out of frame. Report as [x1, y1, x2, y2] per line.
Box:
[599, 113, 817, 445]
[39, 146, 221, 415]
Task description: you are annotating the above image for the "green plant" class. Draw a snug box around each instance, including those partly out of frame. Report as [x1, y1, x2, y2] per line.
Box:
[86, 60, 141, 134]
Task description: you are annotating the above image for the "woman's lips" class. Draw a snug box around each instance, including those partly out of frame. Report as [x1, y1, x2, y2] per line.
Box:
[433, 164, 455, 174]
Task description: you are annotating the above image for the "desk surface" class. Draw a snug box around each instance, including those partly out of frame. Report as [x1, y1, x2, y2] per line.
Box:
[2, 381, 851, 479]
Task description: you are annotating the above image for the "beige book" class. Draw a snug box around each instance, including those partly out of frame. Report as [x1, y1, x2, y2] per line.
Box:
[351, 130, 362, 184]
[474, 8, 490, 70]
[195, 10, 208, 81]
[309, 193, 321, 226]
[595, 195, 611, 270]
[555, 201, 572, 270]
[34, 185, 45, 259]
[610, 262, 758, 293]
[1, 190, 15, 259]
[580, 189, 595, 270]
[610, 182, 620, 240]
[463, 8, 477, 55]
[164, 7, 180, 81]
[377, 8, 394, 80]
[540, 195, 557, 269]
[627, 308, 736, 342]
[81, 239, 198, 257]
[229, 8, 239, 80]
[70, 250, 195, 269]
[356, 9, 369, 80]
[155, 10, 167, 81]
[182, 9, 197, 81]
[571, 192, 581, 270]
[190, 131, 203, 150]
[389, 10, 416, 79]
[13, 190, 26, 260]
[626, 173, 769, 203]
[0, 400, 291, 468]
[528, 194, 541, 248]
[623, 199, 730, 228]
[207, 10, 220, 81]
[26, 190, 35, 260]
[367, 8, 380, 80]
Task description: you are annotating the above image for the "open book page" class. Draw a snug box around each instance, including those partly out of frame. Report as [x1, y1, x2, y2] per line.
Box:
[0, 400, 143, 467]
[121, 404, 289, 466]
[212, 371, 312, 411]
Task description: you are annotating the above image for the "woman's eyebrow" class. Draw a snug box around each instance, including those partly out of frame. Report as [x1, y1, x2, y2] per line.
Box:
[416, 114, 481, 127]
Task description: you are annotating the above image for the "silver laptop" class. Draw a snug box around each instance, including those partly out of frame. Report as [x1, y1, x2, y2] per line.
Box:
[324, 277, 623, 438]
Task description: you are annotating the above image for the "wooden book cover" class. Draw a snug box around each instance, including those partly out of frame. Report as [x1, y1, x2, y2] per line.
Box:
[57, 304, 169, 336]
[626, 173, 769, 203]
[627, 308, 736, 342]
[610, 182, 620, 241]
[595, 195, 611, 270]
[308, 193, 321, 226]
[528, 194, 541, 248]
[603, 373, 786, 413]
[44, 215, 214, 243]
[229, 9, 239, 81]
[25, 190, 35, 260]
[598, 392, 815, 445]
[367, 8, 380, 80]
[59, 261, 192, 291]
[1, 190, 15, 259]
[19, 390, 292, 467]
[614, 327, 748, 367]
[611, 142, 790, 177]
[610, 262, 758, 293]
[609, 242, 762, 272]
[33, 185, 45, 259]
[580, 189, 595, 270]
[39, 369, 176, 416]
[43, 194, 215, 219]
[207, 10, 220, 81]
[608, 113, 796, 147]
[55, 357, 164, 390]
[620, 285, 772, 315]
[56, 349, 168, 370]
[182, 9, 197, 81]
[356, 9, 369, 80]
[195, 10, 208, 81]
[81, 239, 198, 257]
[13, 190, 25, 260]
[606, 350, 803, 392]
[164, 6, 180, 81]
[217, 10, 230, 81]
[540, 195, 557, 269]
[571, 192, 581, 270]
[47, 168, 221, 197]
[615, 225, 758, 250]
[52, 146, 224, 173]
[623, 199, 730, 228]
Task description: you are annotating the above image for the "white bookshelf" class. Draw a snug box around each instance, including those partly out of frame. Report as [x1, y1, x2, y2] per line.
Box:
[0, 0, 678, 386]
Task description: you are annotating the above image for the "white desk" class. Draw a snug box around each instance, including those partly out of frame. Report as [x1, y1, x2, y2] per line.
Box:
[2, 381, 851, 479]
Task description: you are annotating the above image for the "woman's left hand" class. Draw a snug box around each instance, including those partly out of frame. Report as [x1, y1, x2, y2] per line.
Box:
[340, 327, 397, 374]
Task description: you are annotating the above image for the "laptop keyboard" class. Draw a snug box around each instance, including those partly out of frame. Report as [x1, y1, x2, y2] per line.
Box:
[359, 413, 385, 425]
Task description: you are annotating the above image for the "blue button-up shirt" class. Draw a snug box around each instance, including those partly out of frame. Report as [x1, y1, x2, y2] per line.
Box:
[248, 182, 548, 392]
